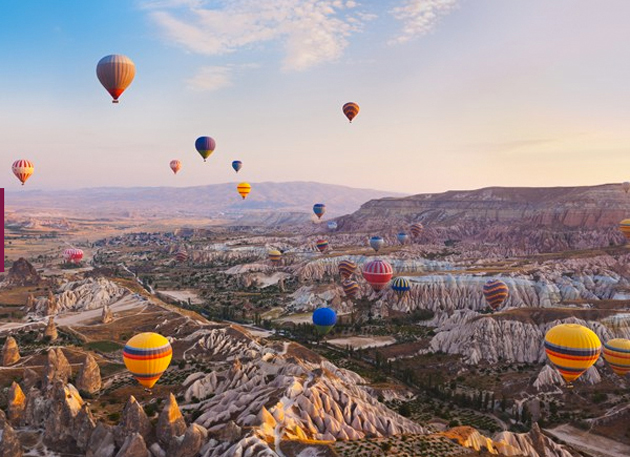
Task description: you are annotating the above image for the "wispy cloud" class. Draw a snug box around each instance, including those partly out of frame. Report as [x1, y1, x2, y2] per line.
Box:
[186, 66, 233, 91]
[144, 0, 367, 71]
[388, 0, 459, 45]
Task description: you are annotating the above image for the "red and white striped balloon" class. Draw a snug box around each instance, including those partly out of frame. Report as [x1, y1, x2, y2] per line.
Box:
[12, 159, 34, 185]
[63, 248, 84, 263]
[362, 259, 393, 292]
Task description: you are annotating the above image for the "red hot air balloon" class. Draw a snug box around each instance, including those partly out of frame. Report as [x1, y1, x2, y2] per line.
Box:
[63, 248, 84, 263]
[362, 259, 393, 292]
[12, 159, 34, 185]
[170, 160, 182, 174]
[96, 55, 136, 103]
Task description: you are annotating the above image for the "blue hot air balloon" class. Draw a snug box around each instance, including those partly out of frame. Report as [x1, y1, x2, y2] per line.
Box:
[369, 236, 384, 252]
[327, 221, 338, 231]
[313, 203, 326, 219]
[312, 307, 337, 335]
[397, 232, 409, 244]
[232, 160, 243, 173]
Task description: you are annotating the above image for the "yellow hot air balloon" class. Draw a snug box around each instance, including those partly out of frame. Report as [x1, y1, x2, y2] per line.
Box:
[237, 182, 251, 199]
[544, 324, 601, 386]
[620, 219, 630, 242]
[123, 332, 172, 389]
[603, 338, 630, 376]
[268, 249, 282, 265]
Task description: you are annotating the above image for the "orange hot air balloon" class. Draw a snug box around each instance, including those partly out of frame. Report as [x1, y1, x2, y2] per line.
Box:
[170, 160, 182, 174]
[96, 55, 136, 103]
[342, 102, 359, 123]
[237, 182, 251, 199]
[12, 159, 34, 185]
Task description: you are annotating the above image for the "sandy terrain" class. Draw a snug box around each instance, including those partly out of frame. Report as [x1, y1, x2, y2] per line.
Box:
[546, 424, 630, 457]
[158, 289, 204, 304]
[326, 336, 397, 349]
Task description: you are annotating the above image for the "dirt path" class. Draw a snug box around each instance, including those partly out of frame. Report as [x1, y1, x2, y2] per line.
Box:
[545, 424, 630, 457]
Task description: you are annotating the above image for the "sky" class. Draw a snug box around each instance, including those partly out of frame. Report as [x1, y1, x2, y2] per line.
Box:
[2, 0, 630, 194]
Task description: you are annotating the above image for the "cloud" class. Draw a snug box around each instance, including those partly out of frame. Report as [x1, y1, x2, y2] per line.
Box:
[144, 0, 367, 71]
[186, 66, 233, 91]
[388, 0, 458, 45]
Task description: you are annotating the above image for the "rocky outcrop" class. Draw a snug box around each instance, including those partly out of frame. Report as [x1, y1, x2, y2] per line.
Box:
[44, 316, 58, 341]
[76, 353, 102, 394]
[494, 423, 574, 457]
[43, 348, 72, 387]
[211, 421, 242, 443]
[156, 393, 186, 445]
[22, 368, 39, 391]
[168, 424, 208, 457]
[2, 337, 20, 366]
[0, 423, 23, 457]
[114, 396, 152, 447]
[3, 257, 40, 286]
[7, 382, 26, 425]
[115, 433, 150, 457]
[102, 304, 113, 323]
[43, 381, 90, 449]
[86, 423, 116, 457]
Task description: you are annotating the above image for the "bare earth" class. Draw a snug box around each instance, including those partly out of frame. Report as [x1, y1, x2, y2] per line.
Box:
[326, 336, 397, 349]
[545, 424, 630, 457]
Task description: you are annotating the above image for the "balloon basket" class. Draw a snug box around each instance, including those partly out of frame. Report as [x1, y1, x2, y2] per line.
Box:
[112, 100, 119, 104]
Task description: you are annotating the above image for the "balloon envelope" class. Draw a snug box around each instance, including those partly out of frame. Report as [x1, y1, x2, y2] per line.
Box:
[96, 54, 135, 103]
[63, 248, 83, 263]
[232, 160, 242, 173]
[483, 279, 509, 310]
[175, 249, 188, 263]
[619, 219, 630, 242]
[410, 223, 423, 238]
[342, 102, 360, 123]
[268, 250, 282, 265]
[369, 236, 384, 252]
[603, 338, 630, 376]
[316, 240, 329, 253]
[544, 324, 601, 384]
[338, 260, 357, 279]
[362, 259, 393, 292]
[195, 137, 216, 161]
[170, 160, 182, 174]
[342, 280, 359, 299]
[397, 232, 409, 244]
[327, 221, 338, 231]
[237, 182, 251, 199]
[623, 182, 630, 193]
[12, 159, 34, 185]
[123, 332, 172, 389]
[313, 204, 326, 219]
[312, 307, 337, 335]
[391, 277, 411, 297]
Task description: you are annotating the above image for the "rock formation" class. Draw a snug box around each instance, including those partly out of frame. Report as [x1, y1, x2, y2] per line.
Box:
[114, 396, 152, 447]
[76, 353, 102, 393]
[115, 433, 150, 457]
[0, 423, 23, 457]
[156, 393, 187, 445]
[24, 293, 35, 311]
[168, 424, 208, 457]
[2, 337, 20, 366]
[44, 316, 58, 341]
[86, 423, 116, 457]
[22, 368, 39, 391]
[43, 348, 72, 387]
[33, 277, 126, 316]
[7, 382, 26, 425]
[3, 257, 40, 286]
[102, 303, 113, 323]
[43, 381, 93, 450]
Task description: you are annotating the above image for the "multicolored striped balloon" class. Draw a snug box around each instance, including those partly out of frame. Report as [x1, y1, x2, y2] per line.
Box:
[123, 332, 172, 389]
[237, 182, 251, 199]
[316, 239, 329, 253]
[195, 136, 216, 162]
[619, 219, 630, 242]
[313, 203, 326, 219]
[268, 250, 282, 265]
[369, 236, 384, 252]
[483, 279, 509, 310]
[342, 102, 359, 123]
[362, 259, 393, 292]
[544, 324, 601, 385]
[12, 159, 34, 185]
[391, 277, 411, 298]
[170, 160, 182, 175]
[175, 249, 188, 263]
[410, 223, 423, 238]
[603, 338, 630, 376]
[338, 260, 358, 279]
[342, 280, 360, 299]
[96, 54, 135, 103]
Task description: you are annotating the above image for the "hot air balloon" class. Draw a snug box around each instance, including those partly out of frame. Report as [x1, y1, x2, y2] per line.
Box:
[12, 160, 34, 185]
[369, 236, 384, 253]
[62, 248, 83, 263]
[175, 249, 188, 263]
[96, 54, 135, 103]
[342, 280, 360, 299]
[316, 240, 329, 253]
[397, 232, 409, 244]
[195, 137, 216, 162]
[268, 250, 282, 265]
[313, 204, 326, 220]
[483, 279, 509, 310]
[170, 160, 182, 175]
[232, 160, 242, 173]
[123, 332, 172, 389]
[362, 259, 393, 292]
[237, 182, 251, 199]
[338, 260, 357, 279]
[623, 182, 630, 194]
[410, 223, 423, 238]
[544, 324, 601, 386]
[327, 221, 338, 231]
[391, 277, 411, 298]
[342, 102, 359, 123]
[603, 338, 630, 376]
[312, 307, 337, 335]
[619, 219, 630, 242]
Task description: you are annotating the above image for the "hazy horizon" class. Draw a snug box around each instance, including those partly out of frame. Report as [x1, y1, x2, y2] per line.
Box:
[3, 1, 630, 194]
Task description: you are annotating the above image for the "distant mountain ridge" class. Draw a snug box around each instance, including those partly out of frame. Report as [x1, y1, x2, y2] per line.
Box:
[6, 181, 404, 220]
